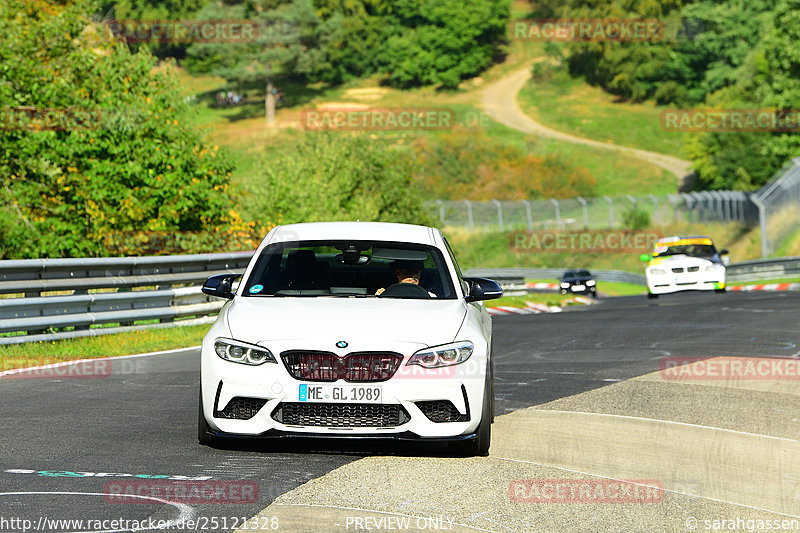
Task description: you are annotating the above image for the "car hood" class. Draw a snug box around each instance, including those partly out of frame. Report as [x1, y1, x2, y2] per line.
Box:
[224, 297, 468, 347]
[562, 277, 593, 283]
[648, 254, 721, 268]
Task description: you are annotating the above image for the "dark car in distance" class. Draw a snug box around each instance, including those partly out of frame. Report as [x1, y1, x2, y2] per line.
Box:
[559, 269, 597, 297]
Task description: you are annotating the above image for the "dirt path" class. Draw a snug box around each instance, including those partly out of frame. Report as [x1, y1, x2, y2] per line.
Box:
[480, 64, 693, 186]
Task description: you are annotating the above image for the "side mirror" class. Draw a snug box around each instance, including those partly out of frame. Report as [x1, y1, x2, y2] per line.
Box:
[463, 277, 503, 303]
[639, 254, 651, 262]
[719, 249, 729, 255]
[202, 273, 241, 300]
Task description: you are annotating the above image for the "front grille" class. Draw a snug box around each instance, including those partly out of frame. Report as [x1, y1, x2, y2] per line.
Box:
[687, 266, 700, 272]
[215, 397, 268, 420]
[281, 351, 403, 382]
[272, 402, 410, 427]
[416, 400, 469, 423]
[672, 267, 685, 273]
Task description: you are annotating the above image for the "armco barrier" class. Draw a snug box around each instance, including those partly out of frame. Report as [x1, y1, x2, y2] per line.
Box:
[0, 252, 254, 346]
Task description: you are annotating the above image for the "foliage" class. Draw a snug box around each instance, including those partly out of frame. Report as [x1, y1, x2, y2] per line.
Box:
[183, 0, 510, 95]
[0, 0, 239, 259]
[557, 0, 800, 191]
[622, 206, 651, 230]
[247, 133, 432, 225]
[410, 128, 597, 200]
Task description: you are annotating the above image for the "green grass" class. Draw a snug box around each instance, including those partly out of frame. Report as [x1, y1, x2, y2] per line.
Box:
[0, 324, 210, 371]
[480, 113, 678, 197]
[732, 276, 800, 286]
[523, 279, 645, 297]
[517, 69, 687, 159]
[490, 293, 578, 308]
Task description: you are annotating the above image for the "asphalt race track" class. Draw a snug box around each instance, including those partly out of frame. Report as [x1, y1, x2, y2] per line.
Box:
[1, 291, 799, 532]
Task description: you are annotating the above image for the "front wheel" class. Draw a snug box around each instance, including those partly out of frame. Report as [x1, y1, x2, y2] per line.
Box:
[198, 388, 217, 446]
[647, 293, 658, 299]
[715, 288, 727, 294]
[450, 381, 492, 457]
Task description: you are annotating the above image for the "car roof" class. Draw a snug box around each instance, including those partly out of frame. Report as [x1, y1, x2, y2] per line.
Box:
[656, 235, 714, 245]
[268, 221, 437, 246]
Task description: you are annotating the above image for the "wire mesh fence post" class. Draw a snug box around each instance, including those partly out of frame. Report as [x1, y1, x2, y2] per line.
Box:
[550, 199, 561, 229]
[648, 194, 659, 225]
[435, 200, 445, 226]
[492, 199, 504, 232]
[603, 196, 613, 228]
[464, 200, 474, 232]
[521, 200, 533, 231]
[577, 197, 588, 229]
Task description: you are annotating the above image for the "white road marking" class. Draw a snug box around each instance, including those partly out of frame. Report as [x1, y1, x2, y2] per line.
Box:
[531, 409, 800, 443]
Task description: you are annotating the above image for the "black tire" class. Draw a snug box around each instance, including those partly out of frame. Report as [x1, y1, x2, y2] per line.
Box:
[450, 377, 492, 457]
[715, 288, 727, 294]
[647, 293, 658, 299]
[198, 388, 216, 446]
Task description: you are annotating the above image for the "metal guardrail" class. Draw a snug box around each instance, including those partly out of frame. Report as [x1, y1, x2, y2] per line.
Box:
[0, 252, 254, 346]
[725, 256, 800, 282]
[464, 268, 647, 286]
[1, 252, 797, 346]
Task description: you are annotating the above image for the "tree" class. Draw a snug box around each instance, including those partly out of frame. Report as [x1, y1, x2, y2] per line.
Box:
[0, 0, 237, 258]
[185, 0, 337, 123]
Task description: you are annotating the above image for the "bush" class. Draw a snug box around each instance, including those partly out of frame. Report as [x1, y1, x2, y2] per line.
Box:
[246, 133, 432, 226]
[622, 206, 651, 230]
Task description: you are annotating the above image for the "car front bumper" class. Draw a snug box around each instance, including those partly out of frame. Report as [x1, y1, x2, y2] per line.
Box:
[200, 330, 489, 440]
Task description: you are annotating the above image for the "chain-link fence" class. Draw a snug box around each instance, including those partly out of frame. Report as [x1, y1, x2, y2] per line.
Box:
[429, 192, 757, 233]
[428, 159, 800, 259]
[751, 157, 800, 257]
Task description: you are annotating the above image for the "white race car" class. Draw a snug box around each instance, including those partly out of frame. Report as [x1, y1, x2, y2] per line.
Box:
[198, 221, 502, 456]
[641, 235, 729, 298]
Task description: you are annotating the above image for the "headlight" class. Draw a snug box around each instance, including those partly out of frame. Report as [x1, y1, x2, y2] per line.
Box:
[560, 282, 570, 288]
[704, 265, 719, 271]
[586, 280, 596, 286]
[407, 341, 474, 368]
[214, 338, 276, 366]
[649, 268, 666, 275]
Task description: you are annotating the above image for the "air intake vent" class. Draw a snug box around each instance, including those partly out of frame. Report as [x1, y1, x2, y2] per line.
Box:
[416, 400, 469, 423]
[272, 402, 409, 427]
[281, 351, 403, 382]
[215, 397, 268, 420]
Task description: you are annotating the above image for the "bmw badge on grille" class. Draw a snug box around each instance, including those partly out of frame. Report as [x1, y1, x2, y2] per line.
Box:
[336, 340, 348, 349]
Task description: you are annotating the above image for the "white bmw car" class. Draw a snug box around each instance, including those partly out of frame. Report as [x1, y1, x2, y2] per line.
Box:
[641, 235, 729, 298]
[198, 221, 502, 456]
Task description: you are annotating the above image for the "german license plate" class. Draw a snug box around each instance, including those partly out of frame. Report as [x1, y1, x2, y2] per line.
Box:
[572, 284, 585, 291]
[298, 384, 382, 403]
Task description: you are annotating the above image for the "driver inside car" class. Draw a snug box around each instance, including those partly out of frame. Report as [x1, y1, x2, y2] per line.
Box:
[375, 260, 436, 297]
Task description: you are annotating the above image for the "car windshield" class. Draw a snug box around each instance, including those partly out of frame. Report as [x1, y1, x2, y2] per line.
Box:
[242, 240, 457, 299]
[563, 270, 591, 279]
[655, 244, 718, 258]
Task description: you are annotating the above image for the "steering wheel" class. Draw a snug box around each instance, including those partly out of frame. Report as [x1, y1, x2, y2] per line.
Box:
[379, 283, 431, 299]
